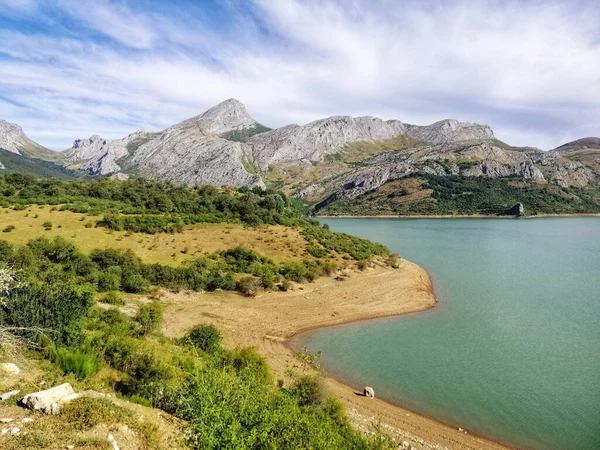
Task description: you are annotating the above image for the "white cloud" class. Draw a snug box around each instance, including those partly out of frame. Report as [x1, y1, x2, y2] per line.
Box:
[0, 0, 598, 150]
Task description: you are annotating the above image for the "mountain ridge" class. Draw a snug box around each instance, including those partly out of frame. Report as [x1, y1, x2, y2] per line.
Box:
[1, 99, 599, 215]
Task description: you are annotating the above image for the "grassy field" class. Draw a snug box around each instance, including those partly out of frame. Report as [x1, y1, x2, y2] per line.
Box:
[0, 206, 311, 265]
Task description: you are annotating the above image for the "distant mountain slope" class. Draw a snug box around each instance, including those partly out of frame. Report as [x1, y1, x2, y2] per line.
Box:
[0, 148, 79, 179]
[0, 120, 59, 160]
[1, 101, 598, 216]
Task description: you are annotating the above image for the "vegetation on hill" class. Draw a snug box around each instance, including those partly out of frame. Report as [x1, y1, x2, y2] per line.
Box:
[0, 174, 399, 449]
[220, 123, 272, 142]
[0, 149, 80, 180]
[317, 174, 600, 216]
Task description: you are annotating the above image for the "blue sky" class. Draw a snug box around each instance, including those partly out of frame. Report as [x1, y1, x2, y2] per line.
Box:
[0, 0, 598, 150]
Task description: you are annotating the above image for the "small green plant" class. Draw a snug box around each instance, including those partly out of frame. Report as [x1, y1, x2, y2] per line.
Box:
[48, 346, 99, 379]
[61, 397, 129, 430]
[99, 291, 125, 306]
[42, 221, 53, 230]
[135, 302, 163, 335]
[2, 225, 15, 232]
[183, 323, 222, 353]
[294, 345, 323, 371]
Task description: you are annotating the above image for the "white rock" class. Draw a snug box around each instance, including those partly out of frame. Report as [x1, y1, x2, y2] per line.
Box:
[23, 383, 79, 413]
[1, 389, 21, 401]
[363, 386, 375, 398]
[0, 363, 20, 375]
[20, 418, 34, 423]
[1, 418, 13, 423]
[108, 433, 120, 450]
[10, 427, 20, 435]
[1, 428, 9, 434]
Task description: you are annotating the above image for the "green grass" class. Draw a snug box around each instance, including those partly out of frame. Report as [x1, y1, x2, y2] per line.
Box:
[47, 346, 100, 379]
[0, 148, 80, 180]
[220, 123, 272, 142]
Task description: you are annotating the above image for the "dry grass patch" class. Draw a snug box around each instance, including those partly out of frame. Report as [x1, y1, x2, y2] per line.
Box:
[0, 206, 309, 265]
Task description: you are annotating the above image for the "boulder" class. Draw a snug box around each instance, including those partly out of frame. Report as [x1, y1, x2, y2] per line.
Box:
[22, 383, 79, 414]
[0, 390, 20, 401]
[0, 363, 20, 375]
[508, 202, 525, 216]
[363, 386, 375, 398]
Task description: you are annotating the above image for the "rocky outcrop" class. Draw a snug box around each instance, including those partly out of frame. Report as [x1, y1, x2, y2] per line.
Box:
[2, 101, 598, 194]
[248, 115, 495, 170]
[177, 98, 259, 135]
[131, 123, 264, 189]
[0, 363, 20, 375]
[404, 119, 495, 144]
[63, 130, 154, 175]
[0, 120, 49, 155]
[248, 116, 407, 170]
[509, 203, 525, 216]
[23, 383, 80, 414]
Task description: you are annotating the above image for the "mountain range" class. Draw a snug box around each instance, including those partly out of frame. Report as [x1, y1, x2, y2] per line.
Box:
[1, 99, 599, 215]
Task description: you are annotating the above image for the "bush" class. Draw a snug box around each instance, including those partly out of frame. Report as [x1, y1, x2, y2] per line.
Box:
[2, 225, 14, 232]
[236, 276, 263, 297]
[48, 346, 99, 379]
[135, 302, 163, 336]
[183, 324, 222, 353]
[99, 291, 125, 306]
[61, 397, 129, 430]
[289, 375, 327, 407]
[42, 221, 52, 230]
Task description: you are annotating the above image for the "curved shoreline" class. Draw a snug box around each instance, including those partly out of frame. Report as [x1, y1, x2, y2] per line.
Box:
[162, 261, 511, 450]
[285, 296, 519, 450]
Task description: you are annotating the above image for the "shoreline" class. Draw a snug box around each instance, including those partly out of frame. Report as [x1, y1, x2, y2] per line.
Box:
[161, 261, 511, 450]
[316, 213, 600, 219]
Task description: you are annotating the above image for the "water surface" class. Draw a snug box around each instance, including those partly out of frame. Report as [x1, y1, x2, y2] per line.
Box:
[297, 218, 600, 450]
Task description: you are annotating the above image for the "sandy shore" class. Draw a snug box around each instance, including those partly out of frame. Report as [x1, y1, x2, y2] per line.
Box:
[161, 261, 511, 450]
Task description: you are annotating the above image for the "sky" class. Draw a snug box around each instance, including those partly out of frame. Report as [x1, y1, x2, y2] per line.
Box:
[0, 0, 598, 151]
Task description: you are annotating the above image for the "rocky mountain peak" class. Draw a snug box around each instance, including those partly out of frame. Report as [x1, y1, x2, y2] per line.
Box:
[405, 119, 495, 144]
[72, 135, 106, 149]
[173, 98, 258, 136]
[0, 119, 30, 154]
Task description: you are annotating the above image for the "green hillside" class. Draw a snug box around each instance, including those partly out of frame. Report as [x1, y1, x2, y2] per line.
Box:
[0, 148, 80, 180]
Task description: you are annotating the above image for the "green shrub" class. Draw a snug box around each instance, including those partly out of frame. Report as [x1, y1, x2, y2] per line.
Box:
[99, 291, 125, 305]
[48, 346, 99, 379]
[2, 225, 15, 232]
[183, 324, 222, 353]
[236, 276, 263, 297]
[61, 397, 129, 430]
[289, 375, 327, 407]
[42, 221, 52, 229]
[135, 302, 163, 335]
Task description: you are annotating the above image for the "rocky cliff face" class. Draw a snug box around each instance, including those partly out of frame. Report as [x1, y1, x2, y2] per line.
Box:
[178, 98, 259, 135]
[248, 116, 407, 169]
[64, 99, 265, 188]
[0, 120, 49, 155]
[247, 115, 495, 170]
[1, 100, 598, 196]
[299, 139, 599, 205]
[404, 119, 494, 144]
[131, 120, 263, 188]
[63, 130, 154, 175]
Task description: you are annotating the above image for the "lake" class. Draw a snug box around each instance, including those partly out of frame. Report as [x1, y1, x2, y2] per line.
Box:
[296, 218, 600, 450]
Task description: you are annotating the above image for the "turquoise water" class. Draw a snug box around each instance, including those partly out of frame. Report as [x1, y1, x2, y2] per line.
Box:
[296, 218, 600, 450]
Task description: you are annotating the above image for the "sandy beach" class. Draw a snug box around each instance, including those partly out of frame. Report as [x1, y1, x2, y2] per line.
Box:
[161, 260, 511, 450]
